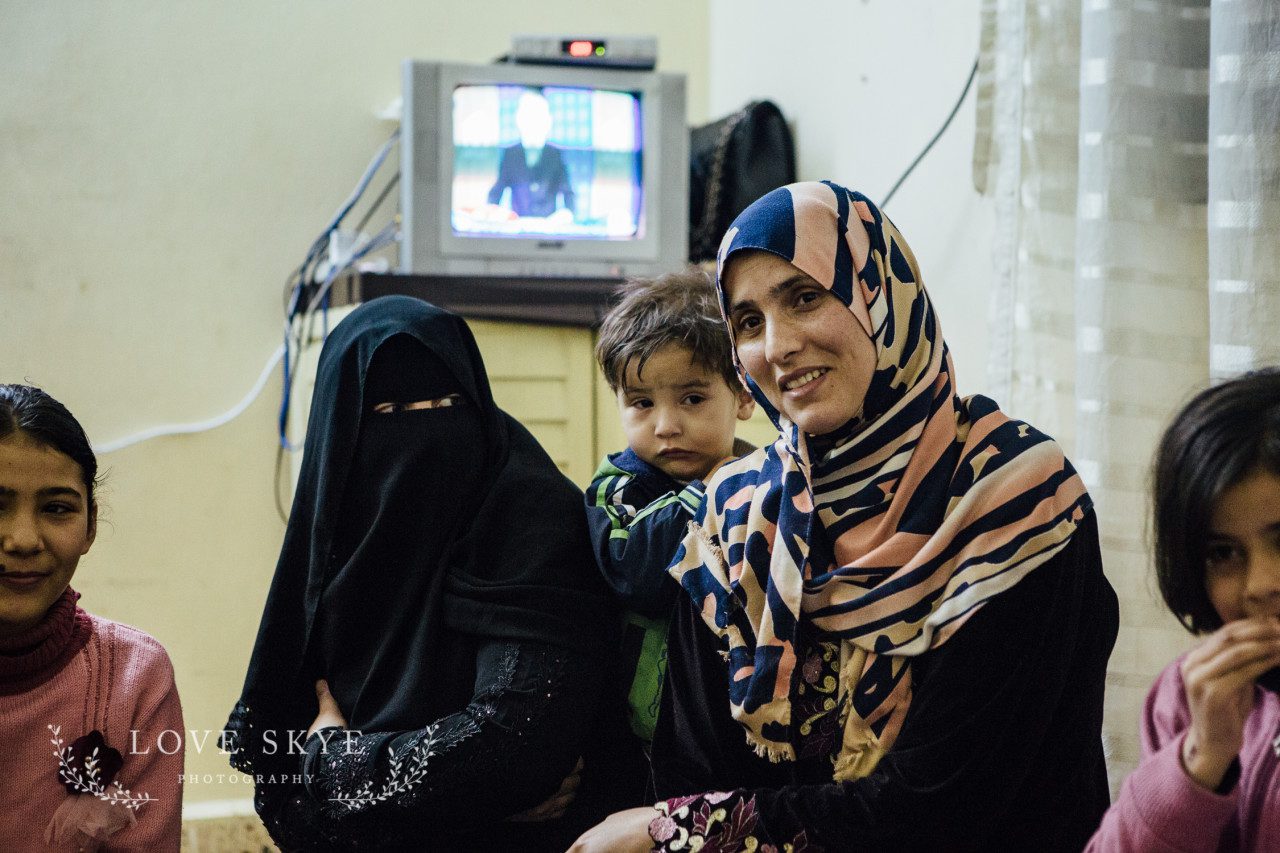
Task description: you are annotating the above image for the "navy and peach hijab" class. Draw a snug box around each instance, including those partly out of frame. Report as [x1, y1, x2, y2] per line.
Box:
[669, 181, 1092, 780]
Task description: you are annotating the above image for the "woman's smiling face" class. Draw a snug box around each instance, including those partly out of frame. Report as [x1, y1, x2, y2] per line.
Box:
[722, 250, 877, 437]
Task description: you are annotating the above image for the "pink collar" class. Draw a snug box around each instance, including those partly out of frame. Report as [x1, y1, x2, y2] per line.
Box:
[0, 588, 92, 695]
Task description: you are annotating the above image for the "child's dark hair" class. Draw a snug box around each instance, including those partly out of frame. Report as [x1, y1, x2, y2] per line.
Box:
[1153, 367, 1280, 633]
[595, 269, 739, 393]
[0, 384, 99, 511]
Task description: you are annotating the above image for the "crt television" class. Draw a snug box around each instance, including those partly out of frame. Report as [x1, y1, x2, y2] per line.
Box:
[399, 60, 688, 281]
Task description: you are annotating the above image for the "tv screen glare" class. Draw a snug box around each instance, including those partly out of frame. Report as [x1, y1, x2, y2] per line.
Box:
[451, 84, 644, 241]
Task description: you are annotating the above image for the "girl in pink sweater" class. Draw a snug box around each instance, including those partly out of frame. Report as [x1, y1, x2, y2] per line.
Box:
[0, 384, 183, 852]
[1089, 368, 1280, 851]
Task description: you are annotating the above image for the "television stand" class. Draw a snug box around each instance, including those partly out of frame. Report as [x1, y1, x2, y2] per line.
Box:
[320, 272, 621, 327]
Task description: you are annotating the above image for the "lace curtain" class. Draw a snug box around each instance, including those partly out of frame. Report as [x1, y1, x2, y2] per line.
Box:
[976, 0, 1280, 791]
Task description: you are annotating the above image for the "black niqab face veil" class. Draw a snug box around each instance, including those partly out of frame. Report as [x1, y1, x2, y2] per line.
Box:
[232, 296, 610, 737]
[328, 334, 483, 572]
[321, 334, 488, 729]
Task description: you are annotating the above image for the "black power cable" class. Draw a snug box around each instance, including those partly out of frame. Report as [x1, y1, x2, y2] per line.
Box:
[881, 57, 980, 208]
[355, 173, 401, 234]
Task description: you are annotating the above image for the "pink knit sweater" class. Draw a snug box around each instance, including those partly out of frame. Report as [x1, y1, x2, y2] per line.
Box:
[1087, 655, 1280, 851]
[0, 614, 184, 852]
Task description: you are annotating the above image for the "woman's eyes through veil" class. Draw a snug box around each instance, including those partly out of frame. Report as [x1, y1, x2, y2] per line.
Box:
[371, 394, 464, 415]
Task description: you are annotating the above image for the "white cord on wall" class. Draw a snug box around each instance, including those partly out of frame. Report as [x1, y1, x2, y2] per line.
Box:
[94, 344, 286, 454]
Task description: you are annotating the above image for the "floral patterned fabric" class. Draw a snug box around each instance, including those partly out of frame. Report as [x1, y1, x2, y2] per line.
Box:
[793, 642, 844, 762]
[646, 642, 836, 853]
[651, 792, 815, 853]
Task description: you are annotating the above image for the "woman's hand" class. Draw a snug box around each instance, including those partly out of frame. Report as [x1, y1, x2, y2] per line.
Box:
[306, 679, 348, 739]
[509, 758, 583, 822]
[566, 806, 656, 853]
[1180, 616, 1280, 789]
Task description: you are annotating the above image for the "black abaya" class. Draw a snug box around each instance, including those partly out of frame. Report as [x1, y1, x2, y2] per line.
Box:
[224, 297, 632, 850]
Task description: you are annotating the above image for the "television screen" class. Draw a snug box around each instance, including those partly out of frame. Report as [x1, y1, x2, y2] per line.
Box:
[450, 84, 644, 241]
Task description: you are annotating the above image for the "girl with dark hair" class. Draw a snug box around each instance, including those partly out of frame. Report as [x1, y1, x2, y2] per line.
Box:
[0, 383, 183, 850]
[224, 296, 630, 851]
[573, 181, 1118, 851]
[1089, 367, 1280, 850]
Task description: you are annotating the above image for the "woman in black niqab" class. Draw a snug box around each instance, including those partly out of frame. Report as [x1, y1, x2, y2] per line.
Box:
[224, 296, 623, 850]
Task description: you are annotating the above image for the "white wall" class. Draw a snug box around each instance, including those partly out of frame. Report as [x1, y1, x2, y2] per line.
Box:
[709, 0, 995, 396]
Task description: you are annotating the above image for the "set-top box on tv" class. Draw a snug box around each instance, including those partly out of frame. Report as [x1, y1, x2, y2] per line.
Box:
[508, 34, 658, 69]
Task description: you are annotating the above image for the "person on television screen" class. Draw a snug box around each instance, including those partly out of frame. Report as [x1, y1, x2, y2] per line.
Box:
[486, 88, 576, 223]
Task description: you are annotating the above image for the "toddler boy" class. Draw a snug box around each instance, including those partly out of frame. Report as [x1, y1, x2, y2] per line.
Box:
[588, 270, 755, 744]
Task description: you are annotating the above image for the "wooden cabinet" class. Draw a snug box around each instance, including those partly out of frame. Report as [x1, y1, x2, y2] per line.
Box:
[471, 318, 601, 484]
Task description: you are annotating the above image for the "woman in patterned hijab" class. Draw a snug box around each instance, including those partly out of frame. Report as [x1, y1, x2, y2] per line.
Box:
[570, 182, 1118, 853]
